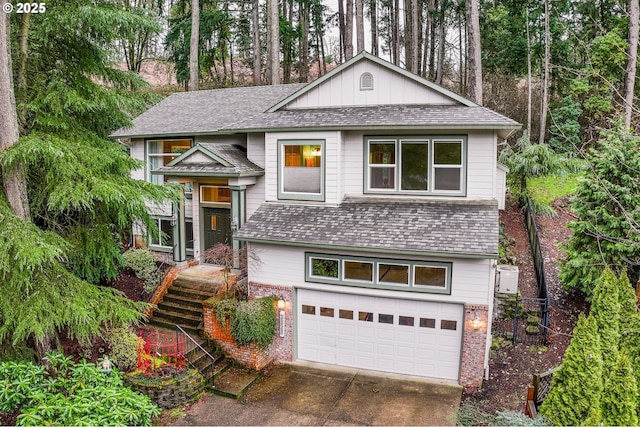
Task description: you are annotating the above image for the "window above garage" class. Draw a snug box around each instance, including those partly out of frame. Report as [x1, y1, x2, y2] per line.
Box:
[305, 253, 452, 294]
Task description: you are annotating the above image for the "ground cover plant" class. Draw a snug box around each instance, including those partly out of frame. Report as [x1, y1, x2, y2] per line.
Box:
[0, 352, 160, 426]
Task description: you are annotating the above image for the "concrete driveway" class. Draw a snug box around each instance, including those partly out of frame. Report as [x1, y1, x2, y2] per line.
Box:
[173, 362, 462, 426]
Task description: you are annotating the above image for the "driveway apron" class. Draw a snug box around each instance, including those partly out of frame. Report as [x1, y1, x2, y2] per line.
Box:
[173, 362, 462, 426]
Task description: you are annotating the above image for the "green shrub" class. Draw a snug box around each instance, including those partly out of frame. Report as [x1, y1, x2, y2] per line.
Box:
[0, 352, 160, 426]
[105, 327, 140, 372]
[122, 248, 162, 293]
[212, 297, 277, 348]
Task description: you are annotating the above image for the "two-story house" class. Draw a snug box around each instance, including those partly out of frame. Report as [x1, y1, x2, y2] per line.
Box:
[112, 52, 520, 390]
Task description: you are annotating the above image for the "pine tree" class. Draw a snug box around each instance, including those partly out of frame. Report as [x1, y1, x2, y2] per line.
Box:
[560, 123, 640, 296]
[539, 315, 603, 426]
[601, 352, 638, 426]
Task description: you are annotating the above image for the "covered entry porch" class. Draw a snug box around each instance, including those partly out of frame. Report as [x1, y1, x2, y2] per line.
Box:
[152, 143, 263, 265]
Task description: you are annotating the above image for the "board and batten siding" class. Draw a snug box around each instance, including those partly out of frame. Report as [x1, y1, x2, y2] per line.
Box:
[264, 131, 342, 204]
[248, 243, 495, 306]
[285, 59, 457, 109]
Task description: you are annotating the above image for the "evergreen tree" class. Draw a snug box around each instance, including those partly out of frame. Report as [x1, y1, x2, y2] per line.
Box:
[0, 0, 178, 356]
[539, 315, 603, 426]
[600, 352, 638, 426]
[589, 268, 621, 370]
[559, 123, 640, 296]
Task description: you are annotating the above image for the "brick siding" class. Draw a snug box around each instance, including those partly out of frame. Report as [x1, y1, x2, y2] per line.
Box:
[460, 304, 489, 393]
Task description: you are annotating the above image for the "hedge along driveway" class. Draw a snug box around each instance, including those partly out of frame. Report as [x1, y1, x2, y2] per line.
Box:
[174, 362, 462, 426]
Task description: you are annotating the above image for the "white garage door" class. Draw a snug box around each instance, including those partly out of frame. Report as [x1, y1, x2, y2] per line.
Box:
[297, 289, 464, 381]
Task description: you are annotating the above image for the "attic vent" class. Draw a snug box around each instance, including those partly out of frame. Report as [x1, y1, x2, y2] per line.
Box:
[360, 72, 374, 90]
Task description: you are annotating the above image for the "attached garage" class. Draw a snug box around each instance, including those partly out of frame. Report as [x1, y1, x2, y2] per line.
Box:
[297, 289, 464, 381]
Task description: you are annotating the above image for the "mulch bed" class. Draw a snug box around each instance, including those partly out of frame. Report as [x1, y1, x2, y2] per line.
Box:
[465, 197, 588, 414]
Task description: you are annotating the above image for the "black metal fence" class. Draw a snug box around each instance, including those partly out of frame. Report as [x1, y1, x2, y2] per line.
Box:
[493, 196, 550, 345]
[523, 196, 551, 345]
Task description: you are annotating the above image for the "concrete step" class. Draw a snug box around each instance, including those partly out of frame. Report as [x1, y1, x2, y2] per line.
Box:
[209, 365, 263, 399]
[153, 308, 202, 327]
[173, 276, 224, 293]
[162, 293, 205, 309]
[148, 318, 200, 335]
[168, 284, 216, 300]
[157, 300, 203, 316]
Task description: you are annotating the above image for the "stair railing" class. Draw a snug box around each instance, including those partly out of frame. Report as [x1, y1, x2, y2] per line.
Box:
[175, 324, 216, 385]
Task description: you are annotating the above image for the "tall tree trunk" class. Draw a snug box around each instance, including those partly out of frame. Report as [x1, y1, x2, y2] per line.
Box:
[458, 12, 463, 92]
[428, 0, 437, 79]
[405, 0, 413, 69]
[189, 0, 199, 91]
[411, 0, 419, 74]
[370, 0, 378, 56]
[355, 0, 364, 53]
[1, 6, 30, 223]
[300, 0, 310, 82]
[252, 0, 262, 85]
[17, 13, 30, 90]
[435, 0, 445, 84]
[526, 5, 532, 134]
[338, 0, 345, 62]
[624, 0, 639, 129]
[539, 0, 550, 143]
[267, 0, 280, 84]
[392, 0, 399, 65]
[466, 0, 482, 104]
[345, 0, 354, 59]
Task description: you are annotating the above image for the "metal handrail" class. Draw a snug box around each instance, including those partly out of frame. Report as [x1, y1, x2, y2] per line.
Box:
[175, 324, 216, 385]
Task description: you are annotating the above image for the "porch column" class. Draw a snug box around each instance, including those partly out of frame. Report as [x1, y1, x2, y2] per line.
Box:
[229, 185, 246, 267]
[172, 190, 187, 265]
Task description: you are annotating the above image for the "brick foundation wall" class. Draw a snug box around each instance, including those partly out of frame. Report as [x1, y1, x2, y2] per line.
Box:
[202, 281, 293, 369]
[248, 282, 294, 362]
[460, 304, 489, 393]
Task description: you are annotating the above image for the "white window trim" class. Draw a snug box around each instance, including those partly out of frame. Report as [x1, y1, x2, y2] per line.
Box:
[277, 140, 326, 202]
[145, 139, 192, 184]
[200, 185, 231, 207]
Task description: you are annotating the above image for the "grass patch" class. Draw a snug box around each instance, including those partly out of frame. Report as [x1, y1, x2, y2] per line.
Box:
[527, 173, 581, 205]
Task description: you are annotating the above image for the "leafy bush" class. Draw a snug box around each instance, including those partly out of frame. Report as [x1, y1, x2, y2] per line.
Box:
[212, 297, 276, 348]
[105, 327, 141, 372]
[122, 248, 162, 293]
[0, 352, 160, 426]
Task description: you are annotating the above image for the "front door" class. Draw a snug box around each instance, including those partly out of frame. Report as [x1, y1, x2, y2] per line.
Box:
[203, 207, 231, 250]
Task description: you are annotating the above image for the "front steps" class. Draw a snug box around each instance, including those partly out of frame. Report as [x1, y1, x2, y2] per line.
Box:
[150, 267, 226, 334]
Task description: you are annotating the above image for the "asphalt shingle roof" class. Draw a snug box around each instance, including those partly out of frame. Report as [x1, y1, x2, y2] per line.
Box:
[111, 84, 307, 138]
[235, 197, 499, 257]
[223, 104, 520, 132]
[154, 143, 263, 176]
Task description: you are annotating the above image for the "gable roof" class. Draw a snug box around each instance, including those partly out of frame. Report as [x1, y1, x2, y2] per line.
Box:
[152, 143, 263, 177]
[266, 51, 477, 112]
[235, 197, 499, 258]
[110, 84, 306, 139]
[111, 52, 520, 139]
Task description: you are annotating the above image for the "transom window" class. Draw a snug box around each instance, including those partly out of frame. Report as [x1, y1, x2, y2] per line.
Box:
[147, 139, 192, 184]
[278, 140, 325, 201]
[306, 253, 452, 294]
[365, 136, 466, 195]
[200, 186, 231, 204]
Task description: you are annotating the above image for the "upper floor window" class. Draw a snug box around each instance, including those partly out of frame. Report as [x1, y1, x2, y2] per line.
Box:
[278, 140, 325, 201]
[365, 136, 466, 195]
[146, 139, 192, 184]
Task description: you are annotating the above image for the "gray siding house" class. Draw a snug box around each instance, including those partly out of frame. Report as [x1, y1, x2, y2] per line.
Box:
[112, 52, 520, 390]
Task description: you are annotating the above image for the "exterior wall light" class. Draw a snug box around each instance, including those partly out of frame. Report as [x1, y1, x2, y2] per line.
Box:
[278, 295, 286, 337]
[472, 312, 482, 329]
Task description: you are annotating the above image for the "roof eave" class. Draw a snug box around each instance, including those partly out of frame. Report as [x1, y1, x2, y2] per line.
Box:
[234, 236, 498, 259]
[222, 123, 523, 134]
[151, 171, 264, 178]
